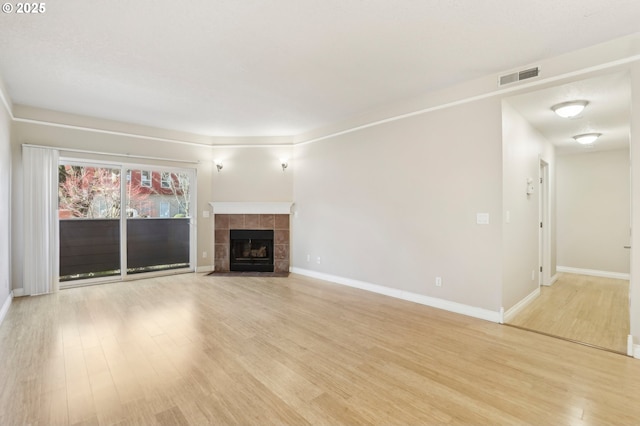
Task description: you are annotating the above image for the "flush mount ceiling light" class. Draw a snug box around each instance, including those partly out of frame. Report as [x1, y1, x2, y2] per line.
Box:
[573, 133, 601, 145]
[551, 100, 588, 118]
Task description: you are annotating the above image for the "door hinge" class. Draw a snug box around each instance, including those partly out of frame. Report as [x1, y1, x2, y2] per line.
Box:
[540, 222, 543, 228]
[540, 266, 543, 272]
[540, 177, 543, 184]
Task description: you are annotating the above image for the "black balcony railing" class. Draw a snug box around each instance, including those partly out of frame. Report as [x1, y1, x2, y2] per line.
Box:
[59, 217, 190, 281]
[127, 218, 190, 273]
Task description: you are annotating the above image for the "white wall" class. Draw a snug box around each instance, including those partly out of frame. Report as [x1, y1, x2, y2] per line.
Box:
[556, 149, 630, 274]
[292, 98, 504, 312]
[0, 83, 11, 320]
[501, 101, 556, 311]
[211, 146, 293, 202]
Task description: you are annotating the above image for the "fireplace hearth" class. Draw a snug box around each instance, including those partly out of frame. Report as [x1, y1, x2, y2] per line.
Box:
[229, 229, 274, 272]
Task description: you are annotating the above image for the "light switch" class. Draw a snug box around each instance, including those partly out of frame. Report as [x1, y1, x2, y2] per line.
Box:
[477, 213, 490, 225]
[202, 210, 210, 218]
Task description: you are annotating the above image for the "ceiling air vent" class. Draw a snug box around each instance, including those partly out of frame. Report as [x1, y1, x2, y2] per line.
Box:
[498, 66, 540, 86]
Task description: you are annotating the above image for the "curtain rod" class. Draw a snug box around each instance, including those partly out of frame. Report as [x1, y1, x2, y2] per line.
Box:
[23, 144, 201, 165]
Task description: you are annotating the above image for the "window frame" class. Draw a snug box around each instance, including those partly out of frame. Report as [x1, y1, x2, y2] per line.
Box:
[140, 170, 152, 188]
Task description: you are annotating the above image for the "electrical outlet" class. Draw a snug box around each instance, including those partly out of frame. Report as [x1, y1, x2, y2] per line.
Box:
[306, 254, 311, 262]
[316, 257, 321, 264]
[202, 251, 208, 259]
[435, 277, 442, 287]
[531, 270, 535, 280]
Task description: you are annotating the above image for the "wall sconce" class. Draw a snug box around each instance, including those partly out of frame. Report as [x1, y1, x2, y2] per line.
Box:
[280, 158, 288, 171]
[214, 160, 223, 172]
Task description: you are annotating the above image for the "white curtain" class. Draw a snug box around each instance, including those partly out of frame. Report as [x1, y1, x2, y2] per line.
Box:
[23, 145, 59, 295]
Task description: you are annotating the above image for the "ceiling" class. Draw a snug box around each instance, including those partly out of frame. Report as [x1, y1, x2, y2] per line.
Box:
[506, 72, 631, 155]
[1, 0, 639, 137]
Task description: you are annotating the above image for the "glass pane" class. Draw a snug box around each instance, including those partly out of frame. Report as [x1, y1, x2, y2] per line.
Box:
[126, 169, 191, 274]
[58, 164, 121, 281]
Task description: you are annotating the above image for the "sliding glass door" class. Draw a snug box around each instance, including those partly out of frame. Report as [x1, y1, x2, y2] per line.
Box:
[58, 160, 195, 285]
[58, 164, 122, 282]
[125, 168, 192, 274]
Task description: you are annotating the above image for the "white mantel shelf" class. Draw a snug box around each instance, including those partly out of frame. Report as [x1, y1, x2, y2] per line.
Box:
[209, 202, 294, 215]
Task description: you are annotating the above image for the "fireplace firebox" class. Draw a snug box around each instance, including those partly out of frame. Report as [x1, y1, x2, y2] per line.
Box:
[229, 229, 274, 272]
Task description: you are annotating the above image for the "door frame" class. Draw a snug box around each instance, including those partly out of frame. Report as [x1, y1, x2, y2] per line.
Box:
[539, 158, 551, 286]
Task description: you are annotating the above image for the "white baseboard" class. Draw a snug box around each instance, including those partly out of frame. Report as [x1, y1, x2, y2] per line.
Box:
[0, 292, 12, 327]
[629, 335, 640, 359]
[556, 266, 629, 280]
[290, 267, 501, 323]
[544, 273, 559, 286]
[503, 287, 541, 323]
[196, 265, 213, 273]
[12, 288, 24, 297]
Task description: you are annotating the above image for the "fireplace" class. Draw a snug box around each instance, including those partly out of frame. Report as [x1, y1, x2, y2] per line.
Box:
[211, 204, 292, 273]
[229, 229, 274, 272]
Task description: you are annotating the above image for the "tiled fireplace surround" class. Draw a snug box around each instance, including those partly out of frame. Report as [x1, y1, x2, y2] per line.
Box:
[214, 213, 290, 273]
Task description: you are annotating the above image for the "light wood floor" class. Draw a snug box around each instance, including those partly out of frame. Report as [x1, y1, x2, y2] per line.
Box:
[1, 273, 639, 425]
[507, 273, 630, 353]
